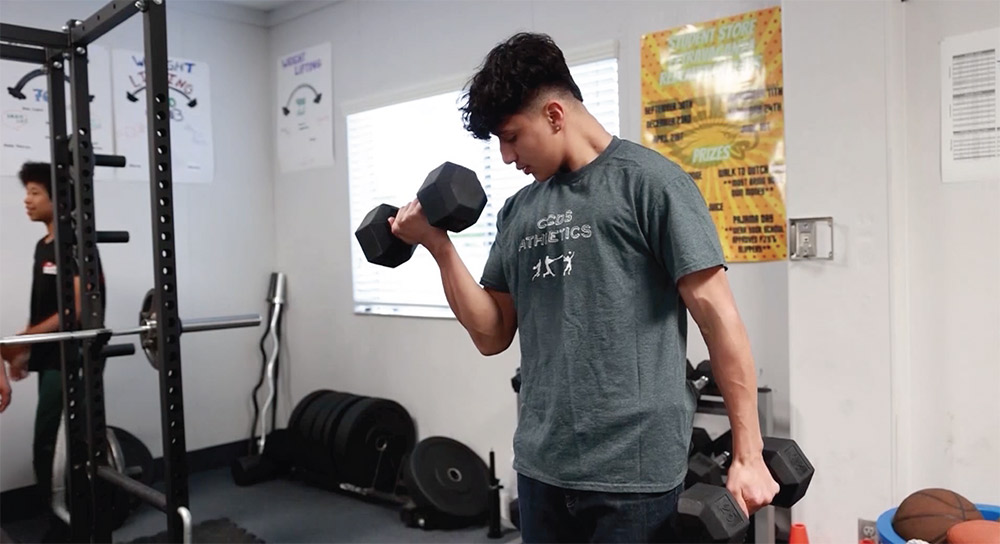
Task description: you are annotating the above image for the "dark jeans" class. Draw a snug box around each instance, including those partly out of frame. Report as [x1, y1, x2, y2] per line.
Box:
[517, 473, 683, 543]
[33, 369, 63, 505]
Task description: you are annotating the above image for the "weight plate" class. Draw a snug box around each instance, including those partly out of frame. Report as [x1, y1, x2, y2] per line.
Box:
[321, 394, 363, 453]
[320, 394, 365, 478]
[288, 389, 332, 437]
[299, 391, 338, 444]
[334, 397, 416, 491]
[309, 392, 354, 444]
[298, 393, 363, 478]
[403, 436, 489, 519]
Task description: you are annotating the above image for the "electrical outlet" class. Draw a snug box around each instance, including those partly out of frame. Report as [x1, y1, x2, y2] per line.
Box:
[858, 518, 878, 543]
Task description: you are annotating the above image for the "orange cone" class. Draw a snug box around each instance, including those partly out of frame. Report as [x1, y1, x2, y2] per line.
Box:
[789, 523, 810, 544]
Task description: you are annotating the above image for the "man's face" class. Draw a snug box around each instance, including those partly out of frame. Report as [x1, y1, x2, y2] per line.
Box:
[23, 181, 53, 223]
[496, 102, 563, 182]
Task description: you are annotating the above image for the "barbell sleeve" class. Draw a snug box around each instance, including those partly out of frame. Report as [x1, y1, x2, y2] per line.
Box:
[181, 315, 262, 333]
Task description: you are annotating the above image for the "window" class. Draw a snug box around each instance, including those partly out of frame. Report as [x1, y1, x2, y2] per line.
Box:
[348, 57, 619, 318]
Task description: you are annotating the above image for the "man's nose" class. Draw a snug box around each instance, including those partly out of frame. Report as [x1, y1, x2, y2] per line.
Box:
[499, 141, 516, 165]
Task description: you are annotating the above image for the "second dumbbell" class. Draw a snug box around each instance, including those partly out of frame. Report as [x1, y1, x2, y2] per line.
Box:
[355, 162, 487, 268]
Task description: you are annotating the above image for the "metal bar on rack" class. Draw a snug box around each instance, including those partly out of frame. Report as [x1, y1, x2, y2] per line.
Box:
[45, 47, 93, 543]
[754, 388, 776, 544]
[94, 154, 127, 167]
[100, 344, 135, 358]
[96, 231, 130, 243]
[69, 0, 141, 47]
[68, 38, 116, 542]
[0, 23, 66, 48]
[0, 43, 47, 63]
[142, 2, 188, 541]
[96, 466, 167, 511]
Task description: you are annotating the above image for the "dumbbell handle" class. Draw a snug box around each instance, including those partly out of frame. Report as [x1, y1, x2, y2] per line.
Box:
[710, 450, 731, 469]
[690, 375, 709, 392]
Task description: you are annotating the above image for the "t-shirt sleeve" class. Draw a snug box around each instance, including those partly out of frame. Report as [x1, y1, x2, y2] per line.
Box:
[479, 199, 511, 293]
[637, 167, 727, 283]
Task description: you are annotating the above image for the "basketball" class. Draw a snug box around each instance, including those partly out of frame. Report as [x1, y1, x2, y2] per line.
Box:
[892, 488, 984, 544]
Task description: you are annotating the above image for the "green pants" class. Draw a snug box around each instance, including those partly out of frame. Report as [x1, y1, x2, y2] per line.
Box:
[33, 369, 63, 503]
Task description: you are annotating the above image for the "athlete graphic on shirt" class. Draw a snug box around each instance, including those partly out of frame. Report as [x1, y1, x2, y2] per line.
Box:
[543, 255, 560, 278]
[531, 252, 576, 280]
[562, 251, 574, 276]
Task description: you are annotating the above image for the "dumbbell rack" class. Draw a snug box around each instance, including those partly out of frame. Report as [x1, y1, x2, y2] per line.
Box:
[695, 386, 776, 544]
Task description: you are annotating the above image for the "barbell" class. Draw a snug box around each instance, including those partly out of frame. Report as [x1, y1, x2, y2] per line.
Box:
[0, 288, 260, 369]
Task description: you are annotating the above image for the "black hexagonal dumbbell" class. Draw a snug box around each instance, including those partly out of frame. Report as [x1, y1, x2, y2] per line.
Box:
[354, 162, 487, 268]
[762, 436, 814, 507]
[686, 450, 729, 489]
[677, 483, 749, 543]
[678, 437, 815, 542]
[686, 430, 736, 488]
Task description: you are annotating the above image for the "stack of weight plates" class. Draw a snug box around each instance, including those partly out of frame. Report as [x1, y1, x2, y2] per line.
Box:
[287, 390, 416, 492]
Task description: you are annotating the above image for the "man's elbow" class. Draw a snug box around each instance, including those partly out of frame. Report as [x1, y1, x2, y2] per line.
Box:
[475, 342, 507, 357]
[474, 334, 513, 356]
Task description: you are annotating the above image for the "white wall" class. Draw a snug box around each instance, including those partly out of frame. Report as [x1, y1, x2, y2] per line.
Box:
[269, 0, 788, 509]
[786, 1, 1000, 542]
[0, 1, 277, 491]
[784, 2, 896, 539]
[902, 0, 1000, 505]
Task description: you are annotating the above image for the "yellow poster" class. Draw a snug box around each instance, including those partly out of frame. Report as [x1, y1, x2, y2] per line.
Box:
[641, 7, 787, 262]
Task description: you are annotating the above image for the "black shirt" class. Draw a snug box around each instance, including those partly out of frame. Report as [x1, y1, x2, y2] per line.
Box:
[28, 237, 105, 372]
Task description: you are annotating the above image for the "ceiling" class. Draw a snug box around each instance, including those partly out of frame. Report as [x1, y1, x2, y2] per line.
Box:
[215, 0, 307, 12]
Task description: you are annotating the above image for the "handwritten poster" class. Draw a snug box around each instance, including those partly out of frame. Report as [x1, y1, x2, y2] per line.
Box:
[1, 45, 114, 179]
[112, 49, 214, 183]
[277, 42, 333, 173]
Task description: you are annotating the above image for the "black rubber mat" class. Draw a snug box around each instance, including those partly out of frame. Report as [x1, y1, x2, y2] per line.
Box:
[129, 518, 264, 543]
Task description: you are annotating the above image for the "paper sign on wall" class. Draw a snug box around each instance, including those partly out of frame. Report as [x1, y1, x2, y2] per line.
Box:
[1, 45, 114, 179]
[940, 27, 999, 184]
[640, 7, 788, 262]
[276, 42, 334, 173]
[112, 49, 214, 183]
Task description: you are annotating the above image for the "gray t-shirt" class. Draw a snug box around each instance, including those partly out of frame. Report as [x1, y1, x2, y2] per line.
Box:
[480, 136, 726, 493]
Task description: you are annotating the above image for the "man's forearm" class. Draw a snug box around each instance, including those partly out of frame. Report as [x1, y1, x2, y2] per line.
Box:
[427, 239, 505, 345]
[702, 308, 764, 460]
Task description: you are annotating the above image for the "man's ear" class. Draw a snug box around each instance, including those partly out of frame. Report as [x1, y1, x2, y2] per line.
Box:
[543, 100, 566, 132]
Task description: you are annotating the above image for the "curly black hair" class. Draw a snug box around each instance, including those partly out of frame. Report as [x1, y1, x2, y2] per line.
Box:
[461, 32, 583, 140]
[19, 162, 52, 197]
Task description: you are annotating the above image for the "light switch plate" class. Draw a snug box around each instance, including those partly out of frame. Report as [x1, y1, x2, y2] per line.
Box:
[789, 217, 834, 260]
